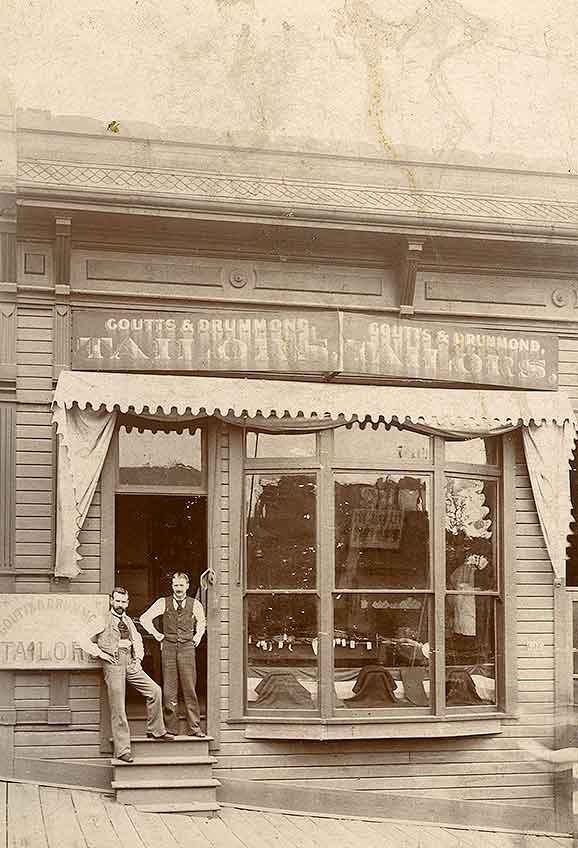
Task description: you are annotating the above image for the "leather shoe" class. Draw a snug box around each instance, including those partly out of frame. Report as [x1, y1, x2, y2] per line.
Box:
[187, 727, 204, 737]
[118, 752, 134, 763]
[147, 732, 175, 741]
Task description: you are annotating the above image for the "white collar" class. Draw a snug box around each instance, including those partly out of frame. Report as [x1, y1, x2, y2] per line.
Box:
[111, 610, 128, 622]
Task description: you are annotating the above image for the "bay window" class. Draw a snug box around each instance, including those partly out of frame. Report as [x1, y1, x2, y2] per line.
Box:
[240, 424, 507, 725]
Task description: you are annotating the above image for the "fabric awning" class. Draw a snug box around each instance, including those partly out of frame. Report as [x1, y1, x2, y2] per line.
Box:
[53, 370, 574, 429]
[51, 370, 576, 585]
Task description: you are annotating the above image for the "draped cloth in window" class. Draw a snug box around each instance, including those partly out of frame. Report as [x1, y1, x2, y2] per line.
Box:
[52, 371, 576, 581]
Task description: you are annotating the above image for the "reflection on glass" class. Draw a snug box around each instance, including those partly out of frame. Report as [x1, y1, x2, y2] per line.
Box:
[335, 473, 430, 589]
[246, 594, 318, 711]
[445, 438, 499, 465]
[118, 427, 203, 486]
[246, 475, 316, 589]
[246, 432, 316, 458]
[333, 594, 431, 709]
[445, 477, 497, 590]
[334, 423, 430, 462]
[445, 596, 496, 706]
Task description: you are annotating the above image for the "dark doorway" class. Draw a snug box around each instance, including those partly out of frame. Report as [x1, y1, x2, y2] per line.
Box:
[115, 494, 208, 718]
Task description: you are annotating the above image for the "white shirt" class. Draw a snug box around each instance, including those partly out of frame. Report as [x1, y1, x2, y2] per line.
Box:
[139, 596, 206, 643]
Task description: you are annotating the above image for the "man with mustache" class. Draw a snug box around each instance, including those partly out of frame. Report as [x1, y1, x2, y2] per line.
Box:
[140, 572, 206, 737]
[81, 587, 173, 762]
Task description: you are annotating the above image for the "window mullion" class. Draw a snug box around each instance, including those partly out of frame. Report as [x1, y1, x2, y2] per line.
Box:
[318, 430, 334, 719]
[433, 435, 446, 717]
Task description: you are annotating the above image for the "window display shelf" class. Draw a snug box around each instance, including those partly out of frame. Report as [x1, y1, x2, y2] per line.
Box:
[240, 714, 504, 740]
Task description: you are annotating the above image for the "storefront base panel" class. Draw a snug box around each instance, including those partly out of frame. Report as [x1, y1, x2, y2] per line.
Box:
[215, 776, 563, 833]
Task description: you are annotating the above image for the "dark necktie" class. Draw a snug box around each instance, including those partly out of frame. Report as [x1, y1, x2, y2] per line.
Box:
[117, 617, 131, 640]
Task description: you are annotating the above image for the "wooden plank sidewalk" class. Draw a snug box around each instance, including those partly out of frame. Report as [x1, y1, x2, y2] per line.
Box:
[1, 780, 574, 848]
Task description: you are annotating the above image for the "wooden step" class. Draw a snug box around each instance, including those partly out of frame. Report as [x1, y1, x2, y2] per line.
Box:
[112, 778, 220, 789]
[115, 780, 220, 806]
[110, 756, 219, 774]
[112, 758, 217, 781]
[129, 736, 211, 758]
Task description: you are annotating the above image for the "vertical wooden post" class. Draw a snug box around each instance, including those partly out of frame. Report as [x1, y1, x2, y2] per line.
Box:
[206, 422, 222, 748]
[0, 572, 15, 776]
[318, 429, 333, 720]
[99, 433, 116, 754]
[501, 433, 517, 715]
[555, 586, 574, 832]
[227, 426, 244, 722]
[570, 765, 578, 844]
[433, 435, 446, 716]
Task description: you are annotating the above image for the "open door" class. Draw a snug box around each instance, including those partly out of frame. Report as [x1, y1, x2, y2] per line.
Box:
[115, 493, 208, 726]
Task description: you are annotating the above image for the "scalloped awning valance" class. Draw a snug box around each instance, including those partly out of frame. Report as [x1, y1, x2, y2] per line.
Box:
[52, 370, 575, 430]
[51, 370, 576, 585]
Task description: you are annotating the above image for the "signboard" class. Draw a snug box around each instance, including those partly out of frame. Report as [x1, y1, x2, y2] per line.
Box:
[342, 314, 558, 390]
[73, 310, 340, 373]
[350, 507, 404, 550]
[0, 594, 109, 669]
[72, 308, 559, 390]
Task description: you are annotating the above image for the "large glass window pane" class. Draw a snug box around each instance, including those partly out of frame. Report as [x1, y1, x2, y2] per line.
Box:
[118, 427, 203, 486]
[246, 432, 316, 458]
[334, 594, 431, 709]
[246, 474, 316, 589]
[335, 473, 430, 589]
[445, 596, 496, 706]
[446, 438, 499, 465]
[334, 423, 430, 462]
[246, 594, 318, 711]
[445, 477, 497, 591]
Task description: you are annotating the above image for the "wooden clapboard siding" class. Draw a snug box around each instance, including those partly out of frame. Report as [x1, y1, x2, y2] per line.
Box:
[78, 488, 101, 582]
[211, 429, 557, 809]
[15, 307, 54, 572]
[12, 299, 103, 769]
[14, 672, 50, 711]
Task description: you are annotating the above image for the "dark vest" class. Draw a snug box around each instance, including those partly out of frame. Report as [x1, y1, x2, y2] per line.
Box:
[163, 596, 196, 645]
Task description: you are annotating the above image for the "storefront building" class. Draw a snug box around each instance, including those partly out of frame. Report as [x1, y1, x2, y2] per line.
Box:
[2, 115, 578, 829]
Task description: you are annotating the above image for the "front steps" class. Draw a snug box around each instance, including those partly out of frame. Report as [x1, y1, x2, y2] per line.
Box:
[112, 735, 220, 814]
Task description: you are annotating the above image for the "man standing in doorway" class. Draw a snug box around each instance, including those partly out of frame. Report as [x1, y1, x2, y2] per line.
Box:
[140, 572, 206, 737]
[80, 587, 174, 762]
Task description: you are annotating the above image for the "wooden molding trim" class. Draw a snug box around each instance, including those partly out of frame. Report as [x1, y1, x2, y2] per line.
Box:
[0, 231, 16, 283]
[54, 216, 71, 285]
[18, 160, 578, 238]
[0, 403, 16, 569]
[241, 716, 503, 740]
[398, 239, 424, 316]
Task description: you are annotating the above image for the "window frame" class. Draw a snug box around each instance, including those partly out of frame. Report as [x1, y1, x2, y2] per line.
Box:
[231, 425, 517, 737]
[115, 419, 208, 496]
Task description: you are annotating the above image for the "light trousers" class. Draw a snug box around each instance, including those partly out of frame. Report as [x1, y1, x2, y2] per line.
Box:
[102, 649, 165, 757]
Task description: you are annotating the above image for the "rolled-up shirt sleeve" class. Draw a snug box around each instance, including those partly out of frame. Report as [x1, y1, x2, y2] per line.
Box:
[127, 617, 144, 661]
[139, 598, 166, 639]
[78, 619, 105, 659]
[193, 599, 206, 643]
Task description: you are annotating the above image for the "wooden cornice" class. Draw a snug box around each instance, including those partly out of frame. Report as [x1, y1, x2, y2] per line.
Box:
[16, 158, 578, 243]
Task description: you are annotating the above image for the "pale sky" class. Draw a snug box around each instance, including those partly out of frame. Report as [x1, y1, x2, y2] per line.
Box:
[2, 0, 578, 172]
